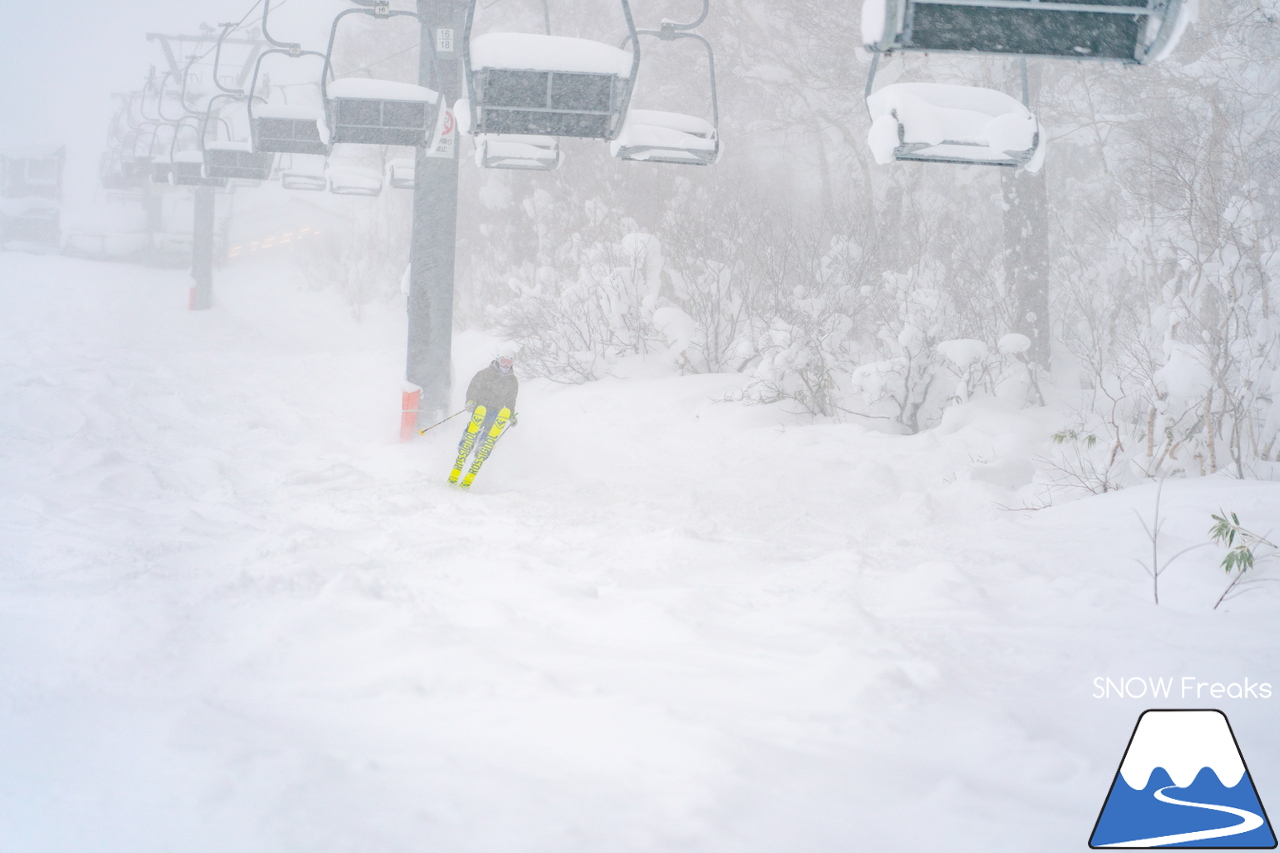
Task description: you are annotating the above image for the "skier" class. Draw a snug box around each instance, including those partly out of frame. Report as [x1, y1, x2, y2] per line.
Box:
[450, 351, 519, 486]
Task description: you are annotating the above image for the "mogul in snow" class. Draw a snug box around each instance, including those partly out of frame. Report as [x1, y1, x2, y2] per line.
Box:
[449, 351, 519, 487]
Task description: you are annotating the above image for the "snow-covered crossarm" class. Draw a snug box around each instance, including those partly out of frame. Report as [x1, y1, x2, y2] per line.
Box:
[866, 83, 1044, 170]
[610, 109, 719, 165]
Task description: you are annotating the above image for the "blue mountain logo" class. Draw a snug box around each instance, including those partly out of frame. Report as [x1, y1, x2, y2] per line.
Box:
[1091, 710, 1276, 848]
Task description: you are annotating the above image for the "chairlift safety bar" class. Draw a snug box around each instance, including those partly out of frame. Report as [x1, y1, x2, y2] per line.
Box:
[624, 28, 719, 145]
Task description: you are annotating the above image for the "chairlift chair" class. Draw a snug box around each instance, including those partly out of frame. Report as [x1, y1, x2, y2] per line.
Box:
[387, 157, 415, 188]
[475, 134, 563, 170]
[148, 123, 177, 183]
[119, 130, 145, 180]
[862, 0, 1187, 63]
[245, 0, 332, 156]
[169, 120, 228, 188]
[322, 2, 443, 147]
[612, 4, 719, 166]
[205, 141, 276, 180]
[197, 99, 274, 181]
[159, 51, 229, 187]
[863, 54, 1042, 168]
[327, 162, 383, 196]
[199, 25, 277, 181]
[462, 0, 641, 140]
[281, 157, 328, 191]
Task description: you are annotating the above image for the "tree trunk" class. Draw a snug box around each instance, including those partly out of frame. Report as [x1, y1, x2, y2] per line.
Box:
[1001, 166, 1050, 368]
[1001, 62, 1050, 369]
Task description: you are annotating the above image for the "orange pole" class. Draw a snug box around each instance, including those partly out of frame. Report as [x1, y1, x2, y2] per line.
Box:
[400, 383, 422, 442]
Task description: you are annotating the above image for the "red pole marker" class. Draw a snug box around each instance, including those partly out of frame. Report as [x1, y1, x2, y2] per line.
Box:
[400, 384, 422, 442]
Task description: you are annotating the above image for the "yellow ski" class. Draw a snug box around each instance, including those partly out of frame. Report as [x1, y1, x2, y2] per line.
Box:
[460, 407, 511, 489]
[449, 406, 486, 484]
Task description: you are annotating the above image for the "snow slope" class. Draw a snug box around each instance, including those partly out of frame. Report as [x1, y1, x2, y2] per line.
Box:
[0, 253, 1276, 853]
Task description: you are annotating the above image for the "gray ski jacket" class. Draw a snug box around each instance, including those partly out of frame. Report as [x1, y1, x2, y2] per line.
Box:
[465, 361, 518, 413]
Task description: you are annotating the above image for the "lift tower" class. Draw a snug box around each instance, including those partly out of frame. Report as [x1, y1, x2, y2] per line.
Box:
[406, 0, 465, 427]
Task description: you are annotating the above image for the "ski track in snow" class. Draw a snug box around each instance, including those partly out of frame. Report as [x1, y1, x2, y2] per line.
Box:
[0, 254, 1277, 853]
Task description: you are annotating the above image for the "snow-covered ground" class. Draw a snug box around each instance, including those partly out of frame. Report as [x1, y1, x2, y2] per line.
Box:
[0, 252, 1276, 853]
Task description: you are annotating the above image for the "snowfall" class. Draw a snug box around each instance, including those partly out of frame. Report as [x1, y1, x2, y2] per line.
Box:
[0, 250, 1276, 853]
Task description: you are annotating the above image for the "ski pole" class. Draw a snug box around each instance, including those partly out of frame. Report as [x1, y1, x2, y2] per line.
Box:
[418, 409, 466, 435]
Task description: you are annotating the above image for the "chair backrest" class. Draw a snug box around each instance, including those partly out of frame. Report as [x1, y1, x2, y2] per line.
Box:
[865, 0, 1184, 64]
[462, 0, 641, 141]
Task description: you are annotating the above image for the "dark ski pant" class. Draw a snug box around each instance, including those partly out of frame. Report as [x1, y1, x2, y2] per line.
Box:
[458, 409, 499, 458]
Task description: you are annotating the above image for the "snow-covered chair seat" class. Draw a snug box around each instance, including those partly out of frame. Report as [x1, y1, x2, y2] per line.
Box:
[281, 168, 326, 192]
[610, 109, 718, 165]
[278, 154, 326, 191]
[325, 78, 441, 147]
[861, 0, 1187, 64]
[866, 83, 1043, 170]
[251, 104, 330, 156]
[387, 158, 416, 189]
[327, 164, 383, 196]
[204, 140, 275, 181]
[475, 134, 563, 171]
[468, 33, 636, 139]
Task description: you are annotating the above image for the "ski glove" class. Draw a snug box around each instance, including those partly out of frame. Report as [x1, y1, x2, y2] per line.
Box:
[465, 399, 477, 412]
[508, 413, 518, 428]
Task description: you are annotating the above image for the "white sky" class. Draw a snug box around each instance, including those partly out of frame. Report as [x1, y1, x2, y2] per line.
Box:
[0, 0, 342, 206]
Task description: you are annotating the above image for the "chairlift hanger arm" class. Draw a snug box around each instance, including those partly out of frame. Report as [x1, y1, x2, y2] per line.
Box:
[122, 92, 143, 130]
[179, 54, 204, 117]
[261, 0, 302, 53]
[246, 47, 327, 121]
[474, 0, 551, 34]
[625, 28, 718, 129]
[322, 4, 442, 99]
[169, 115, 202, 160]
[864, 52, 879, 120]
[661, 0, 709, 32]
[155, 73, 185, 122]
[213, 23, 246, 95]
[199, 93, 240, 147]
[621, 0, 641, 103]
[140, 75, 164, 122]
